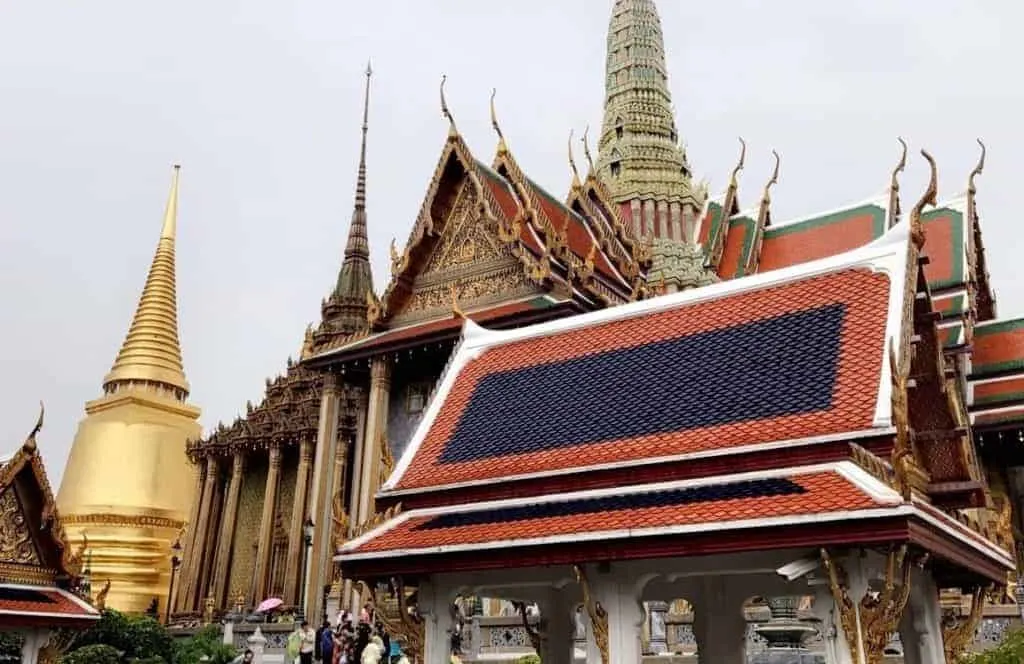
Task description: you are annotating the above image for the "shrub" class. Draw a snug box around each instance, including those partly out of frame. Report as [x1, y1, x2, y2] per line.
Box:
[62, 644, 122, 664]
[71, 610, 176, 663]
[171, 626, 236, 664]
[514, 656, 541, 664]
[962, 626, 1024, 664]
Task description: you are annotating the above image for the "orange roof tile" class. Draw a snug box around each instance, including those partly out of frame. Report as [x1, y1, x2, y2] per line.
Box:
[973, 319, 1024, 377]
[758, 204, 887, 273]
[394, 267, 890, 492]
[0, 585, 99, 622]
[349, 470, 885, 556]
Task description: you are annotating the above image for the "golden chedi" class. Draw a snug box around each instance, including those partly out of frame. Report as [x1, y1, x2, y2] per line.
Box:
[57, 165, 201, 614]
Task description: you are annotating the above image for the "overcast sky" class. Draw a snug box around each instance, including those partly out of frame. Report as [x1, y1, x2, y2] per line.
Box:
[1, 0, 1021, 487]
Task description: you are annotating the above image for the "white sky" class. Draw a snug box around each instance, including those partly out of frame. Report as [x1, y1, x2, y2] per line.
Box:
[1, 0, 1021, 487]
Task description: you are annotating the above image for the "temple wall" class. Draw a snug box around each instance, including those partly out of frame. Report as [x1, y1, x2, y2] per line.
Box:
[269, 455, 297, 598]
[386, 376, 431, 461]
[229, 459, 267, 604]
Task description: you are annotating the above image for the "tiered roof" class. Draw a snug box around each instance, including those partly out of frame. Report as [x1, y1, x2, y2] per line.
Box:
[0, 408, 99, 627]
[337, 187, 1014, 583]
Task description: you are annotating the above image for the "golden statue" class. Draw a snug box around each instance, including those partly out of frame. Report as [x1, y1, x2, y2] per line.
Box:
[94, 579, 112, 611]
[56, 165, 203, 613]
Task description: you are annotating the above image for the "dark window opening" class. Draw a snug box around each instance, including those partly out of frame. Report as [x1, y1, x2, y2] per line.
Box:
[611, 161, 622, 177]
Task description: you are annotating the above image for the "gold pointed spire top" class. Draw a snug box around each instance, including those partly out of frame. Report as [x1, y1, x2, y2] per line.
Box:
[102, 165, 189, 398]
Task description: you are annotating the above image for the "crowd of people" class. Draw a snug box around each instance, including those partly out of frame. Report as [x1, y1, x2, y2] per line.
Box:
[288, 604, 405, 664]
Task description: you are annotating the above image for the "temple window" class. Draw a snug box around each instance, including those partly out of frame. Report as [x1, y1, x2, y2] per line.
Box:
[407, 382, 430, 414]
[615, 117, 625, 140]
[611, 161, 622, 177]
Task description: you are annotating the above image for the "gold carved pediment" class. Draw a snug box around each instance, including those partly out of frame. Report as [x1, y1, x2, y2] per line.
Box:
[0, 487, 42, 566]
[421, 181, 506, 275]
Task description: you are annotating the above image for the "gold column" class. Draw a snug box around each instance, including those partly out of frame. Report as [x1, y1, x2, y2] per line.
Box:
[174, 458, 206, 613]
[307, 374, 342, 621]
[211, 452, 245, 606]
[356, 358, 391, 523]
[181, 456, 218, 610]
[283, 438, 314, 605]
[252, 444, 282, 603]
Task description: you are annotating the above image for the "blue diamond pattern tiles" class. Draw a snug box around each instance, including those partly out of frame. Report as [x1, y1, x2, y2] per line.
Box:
[438, 304, 846, 464]
[414, 477, 807, 530]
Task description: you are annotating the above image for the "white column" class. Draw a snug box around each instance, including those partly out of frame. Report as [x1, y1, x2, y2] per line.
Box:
[21, 629, 50, 664]
[690, 577, 747, 664]
[898, 568, 943, 664]
[247, 627, 267, 664]
[418, 580, 451, 664]
[810, 585, 845, 664]
[581, 570, 644, 663]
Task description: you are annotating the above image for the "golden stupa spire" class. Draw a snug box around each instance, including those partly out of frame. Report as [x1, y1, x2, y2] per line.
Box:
[102, 165, 189, 398]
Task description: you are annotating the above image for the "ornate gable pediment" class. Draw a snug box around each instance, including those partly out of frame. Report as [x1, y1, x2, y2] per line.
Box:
[0, 484, 42, 568]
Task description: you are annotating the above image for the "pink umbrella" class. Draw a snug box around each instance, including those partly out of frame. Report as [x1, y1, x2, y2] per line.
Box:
[257, 597, 283, 613]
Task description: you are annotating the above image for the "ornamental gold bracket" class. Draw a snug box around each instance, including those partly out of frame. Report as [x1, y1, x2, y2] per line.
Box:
[887, 138, 908, 228]
[941, 585, 987, 662]
[573, 564, 609, 664]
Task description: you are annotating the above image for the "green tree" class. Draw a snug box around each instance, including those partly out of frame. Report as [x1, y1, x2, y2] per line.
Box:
[0, 632, 23, 662]
[514, 656, 541, 664]
[962, 627, 1024, 664]
[71, 610, 176, 663]
[62, 645, 122, 664]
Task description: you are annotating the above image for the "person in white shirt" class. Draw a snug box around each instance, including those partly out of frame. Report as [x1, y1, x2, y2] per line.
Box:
[298, 621, 317, 664]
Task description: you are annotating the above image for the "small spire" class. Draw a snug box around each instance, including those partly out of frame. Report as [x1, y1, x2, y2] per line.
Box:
[353, 61, 372, 212]
[568, 129, 582, 189]
[161, 165, 181, 240]
[103, 165, 189, 397]
[490, 88, 508, 155]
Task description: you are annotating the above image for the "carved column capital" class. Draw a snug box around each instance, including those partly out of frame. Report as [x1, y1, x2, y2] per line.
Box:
[322, 372, 341, 394]
[299, 438, 315, 464]
[231, 451, 245, 474]
[268, 444, 283, 468]
[205, 455, 219, 475]
[370, 356, 392, 389]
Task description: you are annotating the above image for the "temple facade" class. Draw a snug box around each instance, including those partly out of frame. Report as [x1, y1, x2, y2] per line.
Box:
[174, 1, 1024, 661]
[57, 166, 203, 614]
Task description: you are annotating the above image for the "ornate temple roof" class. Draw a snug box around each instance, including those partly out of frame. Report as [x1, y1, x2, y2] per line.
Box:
[102, 165, 190, 397]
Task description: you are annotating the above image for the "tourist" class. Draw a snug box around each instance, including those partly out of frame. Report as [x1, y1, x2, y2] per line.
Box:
[319, 620, 334, 664]
[298, 621, 317, 664]
[373, 620, 390, 657]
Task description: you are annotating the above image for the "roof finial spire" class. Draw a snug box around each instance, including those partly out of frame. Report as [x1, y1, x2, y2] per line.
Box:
[581, 126, 596, 174]
[910, 150, 938, 250]
[568, 129, 582, 189]
[103, 165, 189, 397]
[888, 138, 908, 228]
[729, 138, 746, 189]
[489, 88, 507, 155]
[969, 138, 986, 195]
[761, 150, 780, 206]
[23, 401, 43, 452]
[354, 62, 372, 211]
[440, 75, 457, 137]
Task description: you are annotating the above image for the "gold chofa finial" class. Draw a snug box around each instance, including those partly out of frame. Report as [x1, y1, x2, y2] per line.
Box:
[440, 75, 456, 136]
[23, 401, 44, 452]
[450, 285, 466, 319]
[568, 129, 582, 188]
[729, 138, 746, 188]
[969, 138, 986, 194]
[891, 137, 907, 192]
[762, 150, 780, 204]
[581, 126, 596, 173]
[910, 149, 938, 250]
[490, 88, 507, 154]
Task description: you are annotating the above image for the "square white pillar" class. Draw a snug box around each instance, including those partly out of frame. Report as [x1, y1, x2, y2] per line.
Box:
[578, 566, 644, 663]
[690, 577, 747, 664]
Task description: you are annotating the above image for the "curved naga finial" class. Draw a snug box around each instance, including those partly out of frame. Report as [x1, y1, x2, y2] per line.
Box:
[761, 149, 780, 204]
[910, 149, 938, 250]
[568, 129, 581, 185]
[450, 285, 466, 320]
[581, 125, 596, 173]
[729, 137, 747, 188]
[891, 137, 908, 191]
[24, 401, 44, 452]
[969, 138, 986, 194]
[489, 88, 507, 153]
[440, 75, 456, 134]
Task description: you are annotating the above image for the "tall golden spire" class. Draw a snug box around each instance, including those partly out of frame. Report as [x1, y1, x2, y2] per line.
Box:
[102, 165, 189, 398]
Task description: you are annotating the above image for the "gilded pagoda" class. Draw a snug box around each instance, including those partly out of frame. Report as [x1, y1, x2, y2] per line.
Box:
[175, 2, 1024, 661]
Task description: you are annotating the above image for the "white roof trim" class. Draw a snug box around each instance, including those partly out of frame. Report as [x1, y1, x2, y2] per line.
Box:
[692, 191, 727, 247]
[975, 317, 1024, 329]
[970, 373, 1024, 387]
[380, 426, 893, 498]
[385, 219, 912, 492]
[970, 403, 1024, 423]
